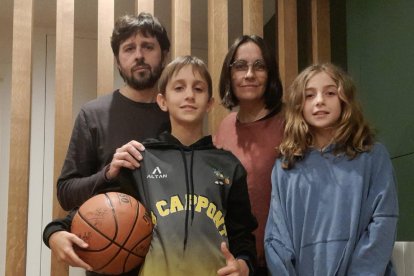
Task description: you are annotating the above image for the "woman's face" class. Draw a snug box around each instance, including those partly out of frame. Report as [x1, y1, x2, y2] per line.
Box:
[230, 41, 268, 106]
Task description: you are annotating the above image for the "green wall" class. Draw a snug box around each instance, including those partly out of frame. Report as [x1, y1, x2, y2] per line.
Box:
[347, 1, 414, 240]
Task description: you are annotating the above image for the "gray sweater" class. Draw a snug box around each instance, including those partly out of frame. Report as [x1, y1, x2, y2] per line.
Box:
[57, 90, 170, 210]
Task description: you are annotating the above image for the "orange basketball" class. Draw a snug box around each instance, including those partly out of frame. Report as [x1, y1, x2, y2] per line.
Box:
[71, 192, 153, 274]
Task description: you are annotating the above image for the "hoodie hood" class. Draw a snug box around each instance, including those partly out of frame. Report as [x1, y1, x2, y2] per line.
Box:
[143, 131, 215, 151]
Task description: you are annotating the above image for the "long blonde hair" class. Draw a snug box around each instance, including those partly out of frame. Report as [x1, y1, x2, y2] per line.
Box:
[280, 63, 375, 169]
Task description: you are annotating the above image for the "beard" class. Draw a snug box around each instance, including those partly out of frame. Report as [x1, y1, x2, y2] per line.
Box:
[119, 60, 163, 90]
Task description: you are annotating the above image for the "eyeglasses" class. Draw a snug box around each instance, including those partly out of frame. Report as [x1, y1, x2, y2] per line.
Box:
[230, 59, 267, 73]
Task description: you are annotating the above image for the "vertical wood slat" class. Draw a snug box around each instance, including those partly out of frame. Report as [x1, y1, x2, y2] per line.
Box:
[278, 0, 298, 93]
[6, 0, 33, 275]
[208, 0, 229, 134]
[171, 0, 191, 58]
[311, 0, 331, 63]
[97, 0, 114, 96]
[242, 0, 263, 36]
[51, 1, 75, 275]
[135, 0, 154, 14]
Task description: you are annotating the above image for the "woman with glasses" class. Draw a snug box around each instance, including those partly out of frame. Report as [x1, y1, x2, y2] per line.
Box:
[214, 35, 284, 275]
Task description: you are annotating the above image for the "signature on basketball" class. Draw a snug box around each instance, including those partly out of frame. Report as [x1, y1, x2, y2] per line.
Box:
[85, 208, 108, 227]
[78, 231, 92, 243]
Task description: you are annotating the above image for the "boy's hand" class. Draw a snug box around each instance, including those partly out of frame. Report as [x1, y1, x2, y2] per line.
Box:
[49, 231, 93, 271]
[106, 140, 145, 180]
[217, 242, 249, 276]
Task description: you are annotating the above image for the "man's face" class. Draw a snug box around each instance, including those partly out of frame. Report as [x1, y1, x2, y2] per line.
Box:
[117, 32, 164, 90]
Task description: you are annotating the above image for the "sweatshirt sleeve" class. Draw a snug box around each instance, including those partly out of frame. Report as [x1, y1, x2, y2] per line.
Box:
[226, 163, 258, 270]
[264, 163, 297, 276]
[57, 109, 113, 211]
[346, 144, 399, 275]
[43, 210, 76, 248]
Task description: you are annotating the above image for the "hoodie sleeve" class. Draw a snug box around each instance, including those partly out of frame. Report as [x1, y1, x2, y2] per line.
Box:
[225, 163, 258, 269]
[346, 144, 399, 275]
[57, 109, 112, 211]
[43, 210, 76, 248]
[264, 163, 297, 276]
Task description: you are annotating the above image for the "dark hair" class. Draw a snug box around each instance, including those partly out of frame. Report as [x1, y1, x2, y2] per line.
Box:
[111, 12, 170, 60]
[158, 56, 212, 98]
[219, 35, 283, 111]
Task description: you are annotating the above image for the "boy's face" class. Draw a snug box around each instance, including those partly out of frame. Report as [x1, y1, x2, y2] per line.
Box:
[157, 65, 213, 126]
[117, 32, 164, 90]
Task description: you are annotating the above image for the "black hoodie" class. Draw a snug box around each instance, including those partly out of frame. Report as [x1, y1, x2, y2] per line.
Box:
[43, 132, 257, 275]
[122, 132, 257, 275]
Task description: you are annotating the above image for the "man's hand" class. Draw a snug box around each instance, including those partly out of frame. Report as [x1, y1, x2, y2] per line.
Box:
[217, 242, 249, 276]
[49, 231, 93, 271]
[106, 140, 145, 180]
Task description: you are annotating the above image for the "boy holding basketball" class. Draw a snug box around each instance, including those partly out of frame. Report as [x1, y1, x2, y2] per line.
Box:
[44, 56, 257, 276]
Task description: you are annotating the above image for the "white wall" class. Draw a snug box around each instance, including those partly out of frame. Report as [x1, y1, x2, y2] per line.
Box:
[0, 25, 103, 275]
[26, 29, 51, 276]
[0, 22, 12, 276]
[0, 71, 10, 276]
[38, 33, 101, 276]
[0, 62, 11, 276]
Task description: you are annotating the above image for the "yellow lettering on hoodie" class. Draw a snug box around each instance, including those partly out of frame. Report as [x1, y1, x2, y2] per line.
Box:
[195, 195, 209, 212]
[151, 211, 157, 225]
[185, 194, 198, 209]
[213, 210, 225, 228]
[156, 200, 169, 216]
[153, 194, 227, 237]
[170, 195, 184, 213]
[206, 203, 217, 219]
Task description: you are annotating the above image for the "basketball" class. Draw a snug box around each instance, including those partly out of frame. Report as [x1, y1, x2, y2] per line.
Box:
[71, 192, 153, 274]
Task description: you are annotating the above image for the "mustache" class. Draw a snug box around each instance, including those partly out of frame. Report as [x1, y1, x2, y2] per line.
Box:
[132, 60, 151, 71]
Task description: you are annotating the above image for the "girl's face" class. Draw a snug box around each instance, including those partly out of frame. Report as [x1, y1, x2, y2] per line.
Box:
[303, 71, 342, 137]
[157, 65, 213, 126]
[230, 42, 268, 105]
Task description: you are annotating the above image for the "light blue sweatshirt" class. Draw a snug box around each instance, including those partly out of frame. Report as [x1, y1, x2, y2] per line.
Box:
[265, 143, 398, 276]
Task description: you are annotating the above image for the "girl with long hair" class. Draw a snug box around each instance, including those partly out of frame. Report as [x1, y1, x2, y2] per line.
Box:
[265, 63, 398, 275]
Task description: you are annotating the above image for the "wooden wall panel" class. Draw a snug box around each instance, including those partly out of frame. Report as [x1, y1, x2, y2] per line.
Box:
[38, 2, 332, 275]
[6, 0, 33, 275]
[278, 0, 298, 93]
[97, 0, 114, 96]
[243, 0, 263, 36]
[171, 0, 191, 58]
[135, 0, 154, 14]
[51, 1, 75, 275]
[208, 0, 229, 133]
[311, 0, 331, 63]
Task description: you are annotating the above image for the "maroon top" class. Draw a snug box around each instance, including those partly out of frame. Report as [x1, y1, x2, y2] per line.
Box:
[214, 111, 284, 268]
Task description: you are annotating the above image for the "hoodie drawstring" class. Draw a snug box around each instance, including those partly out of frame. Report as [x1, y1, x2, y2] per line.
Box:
[190, 151, 195, 223]
[179, 149, 195, 251]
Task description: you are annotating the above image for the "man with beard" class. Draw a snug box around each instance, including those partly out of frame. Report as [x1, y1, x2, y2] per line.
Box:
[55, 12, 171, 212]
[44, 13, 170, 276]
